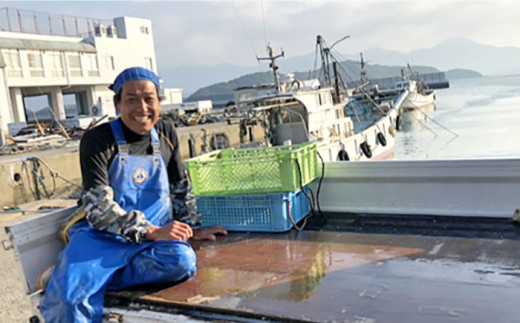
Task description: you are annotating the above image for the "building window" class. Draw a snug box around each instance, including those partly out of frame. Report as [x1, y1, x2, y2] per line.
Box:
[140, 25, 149, 34]
[48, 52, 64, 77]
[85, 53, 100, 77]
[3, 50, 22, 77]
[27, 51, 44, 77]
[105, 55, 115, 70]
[67, 53, 82, 77]
[145, 57, 153, 70]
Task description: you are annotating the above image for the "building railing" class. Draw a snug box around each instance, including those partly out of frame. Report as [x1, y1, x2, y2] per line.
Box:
[0, 7, 112, 38]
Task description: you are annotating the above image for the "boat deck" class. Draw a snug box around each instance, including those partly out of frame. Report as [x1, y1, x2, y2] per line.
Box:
[107, 214, 520, 322]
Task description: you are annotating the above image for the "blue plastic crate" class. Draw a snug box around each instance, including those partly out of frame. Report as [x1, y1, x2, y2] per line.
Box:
[196, 188, 311, 232]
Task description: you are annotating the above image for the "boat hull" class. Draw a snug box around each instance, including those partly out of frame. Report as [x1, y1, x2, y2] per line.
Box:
[316, 92, 404, 162]
[400, 90, 436, 115]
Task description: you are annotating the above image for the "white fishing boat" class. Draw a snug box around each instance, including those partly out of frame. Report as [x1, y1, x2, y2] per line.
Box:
[234, 37, 407, 162]
[396, 65, 437, 127]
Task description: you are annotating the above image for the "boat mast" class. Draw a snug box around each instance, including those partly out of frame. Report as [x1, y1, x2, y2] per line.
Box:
[317, 35, 332, 88]
[257, 43, 284, 93]
[317, 35, 349, 104]
[360, 52, 369, 84]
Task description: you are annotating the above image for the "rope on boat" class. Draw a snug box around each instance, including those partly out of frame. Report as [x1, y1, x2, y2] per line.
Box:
[407, 100, 458, 138]
[404, 108, 439, 137]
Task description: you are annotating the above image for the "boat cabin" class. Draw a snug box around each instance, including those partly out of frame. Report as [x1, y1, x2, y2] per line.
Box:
[234, 78, 354, 146]
[394, 80, 418, 92]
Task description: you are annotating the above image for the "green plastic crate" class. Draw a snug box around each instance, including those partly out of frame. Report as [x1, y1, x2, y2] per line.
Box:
[186, 143, 318, 195]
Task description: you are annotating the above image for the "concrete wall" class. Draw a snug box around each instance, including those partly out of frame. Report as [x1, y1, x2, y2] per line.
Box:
[0, 149, 81, 208]
[0, 120, 265, 207]
[176, 121, 265, 160]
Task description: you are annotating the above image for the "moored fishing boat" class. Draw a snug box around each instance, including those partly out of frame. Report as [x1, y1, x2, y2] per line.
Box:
[396, 65, 437, 127]
[233, 36, 407, 162]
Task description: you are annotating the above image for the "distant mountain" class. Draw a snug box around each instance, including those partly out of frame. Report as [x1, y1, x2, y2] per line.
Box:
[157, 64, 266, 98]
[445, 69, 483, 80]
[186, 60, 440, 104]
[348, 38, 520, 77]
[407, 38, 520, 76]
[159, 37, 520, 98]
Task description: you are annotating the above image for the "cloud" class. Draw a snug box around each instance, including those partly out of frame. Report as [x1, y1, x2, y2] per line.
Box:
[2, 0, 520, 67]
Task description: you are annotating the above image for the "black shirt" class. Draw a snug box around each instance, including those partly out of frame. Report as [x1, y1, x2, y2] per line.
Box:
[79, 118, 185, 191]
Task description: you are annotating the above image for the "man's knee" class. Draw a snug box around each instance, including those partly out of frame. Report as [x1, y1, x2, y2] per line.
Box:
[154, 242, 197, 278]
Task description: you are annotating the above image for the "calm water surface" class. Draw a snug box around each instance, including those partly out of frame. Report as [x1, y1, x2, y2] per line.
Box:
[394, 74, 520, 160]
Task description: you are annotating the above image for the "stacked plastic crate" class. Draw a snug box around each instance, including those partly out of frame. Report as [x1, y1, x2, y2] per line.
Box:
[185, 142, 319, 232]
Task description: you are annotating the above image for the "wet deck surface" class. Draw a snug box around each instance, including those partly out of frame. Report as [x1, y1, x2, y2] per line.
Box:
[119, 230, 520, 322]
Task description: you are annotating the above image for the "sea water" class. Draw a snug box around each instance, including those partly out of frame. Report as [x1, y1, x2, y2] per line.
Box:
[394, 74, 520, 160]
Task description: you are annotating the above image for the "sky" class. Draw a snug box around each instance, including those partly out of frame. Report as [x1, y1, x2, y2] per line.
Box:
[1, 0, 519, 70]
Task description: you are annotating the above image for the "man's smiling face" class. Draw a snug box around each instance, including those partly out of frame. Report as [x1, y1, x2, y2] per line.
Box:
[117, 80, 161, 135]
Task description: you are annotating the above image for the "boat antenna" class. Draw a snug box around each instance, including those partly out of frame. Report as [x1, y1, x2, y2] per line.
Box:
[257, 43, 284, 93]
[360, 52, 369, 84]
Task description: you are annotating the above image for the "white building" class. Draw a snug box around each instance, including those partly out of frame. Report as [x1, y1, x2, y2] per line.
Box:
[0, 8, 183, 136]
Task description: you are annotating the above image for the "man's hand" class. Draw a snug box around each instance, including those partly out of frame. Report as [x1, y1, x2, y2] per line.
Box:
[192, 226, 228, 241]
[145, 221, 193, 241]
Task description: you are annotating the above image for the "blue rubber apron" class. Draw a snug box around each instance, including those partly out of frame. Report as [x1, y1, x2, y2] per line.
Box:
[40, 119, 196, 323]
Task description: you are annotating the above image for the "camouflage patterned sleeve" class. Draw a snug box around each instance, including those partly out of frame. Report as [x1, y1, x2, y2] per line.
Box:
[82, 186, 151, 243]
[170, 172, 201, 228]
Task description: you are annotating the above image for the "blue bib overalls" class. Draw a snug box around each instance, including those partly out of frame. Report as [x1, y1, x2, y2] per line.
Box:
[40, 119, 196, 322]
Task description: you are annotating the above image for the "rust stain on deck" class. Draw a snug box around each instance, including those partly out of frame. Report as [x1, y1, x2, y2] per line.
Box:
[138, 231, 520, 322]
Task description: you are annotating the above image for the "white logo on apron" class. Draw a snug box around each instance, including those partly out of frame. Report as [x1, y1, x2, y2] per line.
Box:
[133, 168, 148, 185]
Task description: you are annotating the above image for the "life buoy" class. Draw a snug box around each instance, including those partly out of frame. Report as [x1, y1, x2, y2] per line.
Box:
[91, 106, 99, 115]
[395, 115, 402, 131]
[360, 141, 372, 158]
[338, 149, 349, 161]
[377, 132, 387, 146]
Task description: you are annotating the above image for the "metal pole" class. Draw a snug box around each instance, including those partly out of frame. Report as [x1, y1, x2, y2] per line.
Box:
[34, 13, 39, 34]
[17, 9, 23, 33]
[6, 8, 12, 32]
[48, 14, 53, 35]
[87, 19, 92, 36]
[62, 16, 67, 35]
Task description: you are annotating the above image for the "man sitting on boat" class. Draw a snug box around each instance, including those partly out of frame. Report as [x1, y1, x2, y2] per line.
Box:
[39, 67, 227, 322]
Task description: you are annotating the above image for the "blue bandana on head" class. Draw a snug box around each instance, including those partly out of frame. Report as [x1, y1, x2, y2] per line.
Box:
[109, 67, 161, 94]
